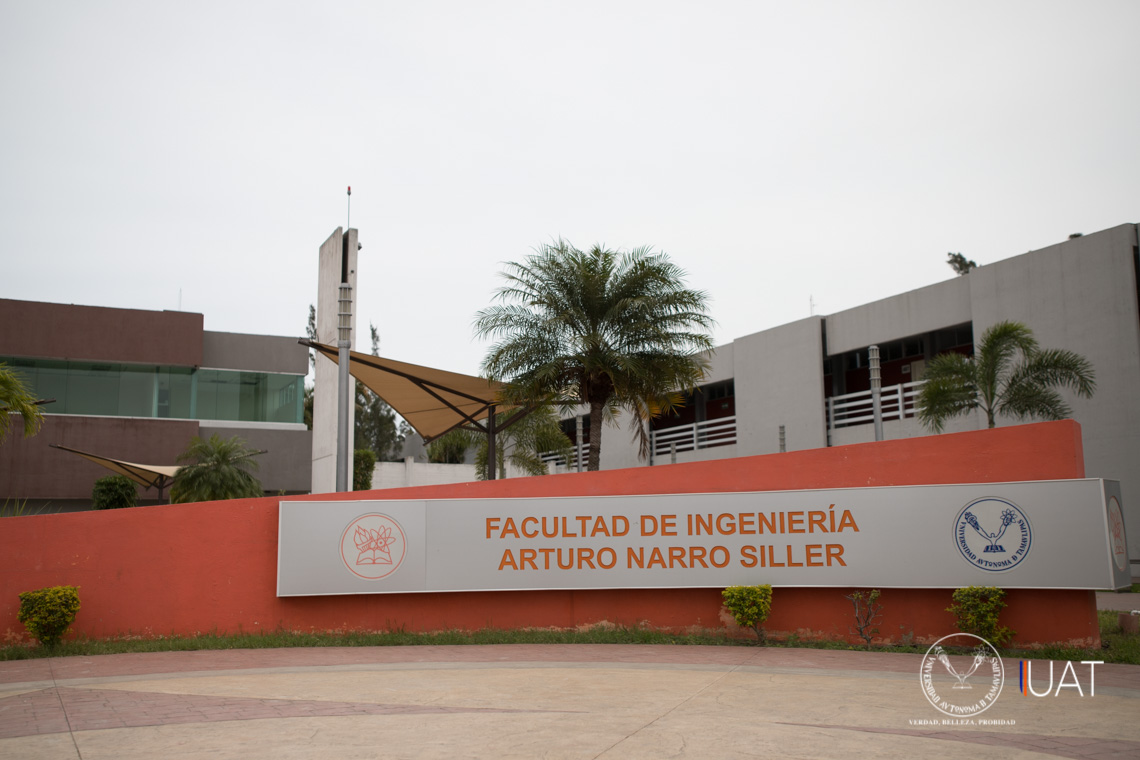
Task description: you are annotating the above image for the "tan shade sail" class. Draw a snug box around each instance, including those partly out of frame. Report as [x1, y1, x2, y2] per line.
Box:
[302, 340, 515, 442]
[50, 444, 180, 490]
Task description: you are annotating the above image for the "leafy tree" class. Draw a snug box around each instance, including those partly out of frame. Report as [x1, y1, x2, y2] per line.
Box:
[92, 475, 138, 510]
[303, 384, 313, 430]
[0, 363, 44, 445]
[426, 429, 475, 464]
[475, 240, 714, 471]
[917, 320, 1095, 432]
[170, 434, 264, 503]
[306, 304, 317, 369]
[474, 406, 573, 480]
[353, 448, 377, 490]
[946, 252, 977, 275]
[355, 324, 410, 460]
[424, 407, 573, 479]
[304, 305, 316, 430]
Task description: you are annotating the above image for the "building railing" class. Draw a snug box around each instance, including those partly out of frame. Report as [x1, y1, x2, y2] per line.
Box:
[539, 416, 738, 469]
[826, 380, 926, 430]
[649, 416, 737, 462]
[540, 442, 588, 470]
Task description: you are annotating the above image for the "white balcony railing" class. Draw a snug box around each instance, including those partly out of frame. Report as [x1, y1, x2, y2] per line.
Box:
[649, 416, 737, 462]
[540, 442, 588, 470]
[826, 380, 926, 430]
[539, 416, 738, 469]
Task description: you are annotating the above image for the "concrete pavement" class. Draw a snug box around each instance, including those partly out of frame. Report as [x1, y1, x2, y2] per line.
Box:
[2, 642, 1139, 760]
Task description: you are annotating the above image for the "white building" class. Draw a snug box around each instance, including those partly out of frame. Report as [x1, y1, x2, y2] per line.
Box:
[553, 223, 1140, 573]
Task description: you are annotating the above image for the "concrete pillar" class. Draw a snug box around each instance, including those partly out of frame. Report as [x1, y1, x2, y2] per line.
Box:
[311, 228, 358, 495]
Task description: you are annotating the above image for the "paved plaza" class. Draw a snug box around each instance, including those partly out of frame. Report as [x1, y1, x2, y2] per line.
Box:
[2, 633, 1139, 760]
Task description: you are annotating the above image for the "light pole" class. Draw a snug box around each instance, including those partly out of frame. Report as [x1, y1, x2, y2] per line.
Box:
[336, 282, 353, 491]
[869, 345, 883, 442]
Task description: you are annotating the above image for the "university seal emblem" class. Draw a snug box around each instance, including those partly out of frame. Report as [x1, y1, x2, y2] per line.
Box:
[339, 513, 407, 580]
[954, 497, 1031, 572]
[1107, 496, 1127, 573]
[920, 633, 1004, 716]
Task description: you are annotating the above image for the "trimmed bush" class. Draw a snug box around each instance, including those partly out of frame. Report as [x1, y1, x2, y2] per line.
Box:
[92, 475, 138, 510]
[722, 585, 773, 643]
[353, 449, 377, 491]
[17, 586, 81, 647]
[947, 586, 1015, 646]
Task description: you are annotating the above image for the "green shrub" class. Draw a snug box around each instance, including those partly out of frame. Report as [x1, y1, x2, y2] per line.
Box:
[92, 475, 138, 510]
[17, 586, 81, 647]
[947, 586, 1014, 646]
[353, 449, 377, 491]
[722, 585, 773, 643]
[845, 589, 883, 646]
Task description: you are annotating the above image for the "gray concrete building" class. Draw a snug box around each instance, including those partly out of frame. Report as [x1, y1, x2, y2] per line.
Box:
[558, 223, 1140, 572]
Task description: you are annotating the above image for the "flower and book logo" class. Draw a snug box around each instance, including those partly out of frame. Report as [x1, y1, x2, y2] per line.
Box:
[339, 513, 407, 580]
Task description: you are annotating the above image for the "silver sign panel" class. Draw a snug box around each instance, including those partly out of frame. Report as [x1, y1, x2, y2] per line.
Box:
[277, 479, 1129, 596]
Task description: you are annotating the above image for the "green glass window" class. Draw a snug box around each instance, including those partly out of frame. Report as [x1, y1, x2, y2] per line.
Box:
[0, 357, 303, 425]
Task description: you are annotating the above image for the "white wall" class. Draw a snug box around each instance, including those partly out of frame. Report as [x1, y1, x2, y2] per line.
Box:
[733, 316, 828, 455]
[371, 458, 536, 490]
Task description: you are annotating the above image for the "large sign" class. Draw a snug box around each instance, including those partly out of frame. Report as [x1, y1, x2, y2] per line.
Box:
[277, 479, 1129, 596]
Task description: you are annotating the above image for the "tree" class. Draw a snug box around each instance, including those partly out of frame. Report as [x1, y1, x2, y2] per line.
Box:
[947, 252, 977, 275]
[423, 407, 573, 480]
[474, 406, 573, 480]
[306, 304, 317, 369]
[304, 305, 316, 430]
[917, 320, 1095, 432]
[353, 448, 377, 491]
[355, 324, 410, 460]
[426, 429, 475, 464]
[92, 475, 138, 510]
[475, 240, 714, 471]
[0, 363, 44, 445]
[170, 434, 264, 503]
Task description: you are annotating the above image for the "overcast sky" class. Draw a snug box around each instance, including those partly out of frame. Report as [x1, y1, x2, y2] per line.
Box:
[2, 1, 1137, 377]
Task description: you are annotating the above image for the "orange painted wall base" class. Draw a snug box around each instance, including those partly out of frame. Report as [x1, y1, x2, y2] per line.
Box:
[0, 421, 1096, 646]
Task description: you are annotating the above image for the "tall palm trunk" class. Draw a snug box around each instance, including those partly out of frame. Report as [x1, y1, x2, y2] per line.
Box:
[588, 399, 605, 471]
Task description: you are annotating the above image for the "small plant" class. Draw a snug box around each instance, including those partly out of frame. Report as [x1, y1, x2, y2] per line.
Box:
[845, 589, 882, 646]
[17, 586, 81, 647]
[722, 585, 773, 643]
[92, 475, 138, 510]
[353, 449, 377, 491]
[1, 497, 48, 517]
[947, 586, 1014, 647]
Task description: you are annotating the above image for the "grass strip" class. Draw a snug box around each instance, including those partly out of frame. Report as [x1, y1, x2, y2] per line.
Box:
[2, 610, 1137, 664]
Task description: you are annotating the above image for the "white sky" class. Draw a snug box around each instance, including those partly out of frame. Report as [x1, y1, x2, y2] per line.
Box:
[2, 1, 1137, 377]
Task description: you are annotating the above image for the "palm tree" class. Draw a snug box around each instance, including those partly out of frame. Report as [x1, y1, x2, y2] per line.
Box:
[170, 434, 264, 503]
[475, 240, 714, 471]
[475, 406, 573, 480]
[917, 320, 1095, 432]
[0, 363, 43, 445]
[424, 407, 573, 480]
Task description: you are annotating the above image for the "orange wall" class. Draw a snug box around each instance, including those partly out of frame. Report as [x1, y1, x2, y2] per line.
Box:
[0, 420, 1096, 646]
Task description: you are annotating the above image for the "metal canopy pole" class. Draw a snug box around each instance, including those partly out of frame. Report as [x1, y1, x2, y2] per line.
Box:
[486, 404, 497, 480]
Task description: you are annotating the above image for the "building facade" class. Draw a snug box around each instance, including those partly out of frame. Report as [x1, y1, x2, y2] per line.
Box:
[556, 224, 1140, 572]
[0, 299, 311, 508]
